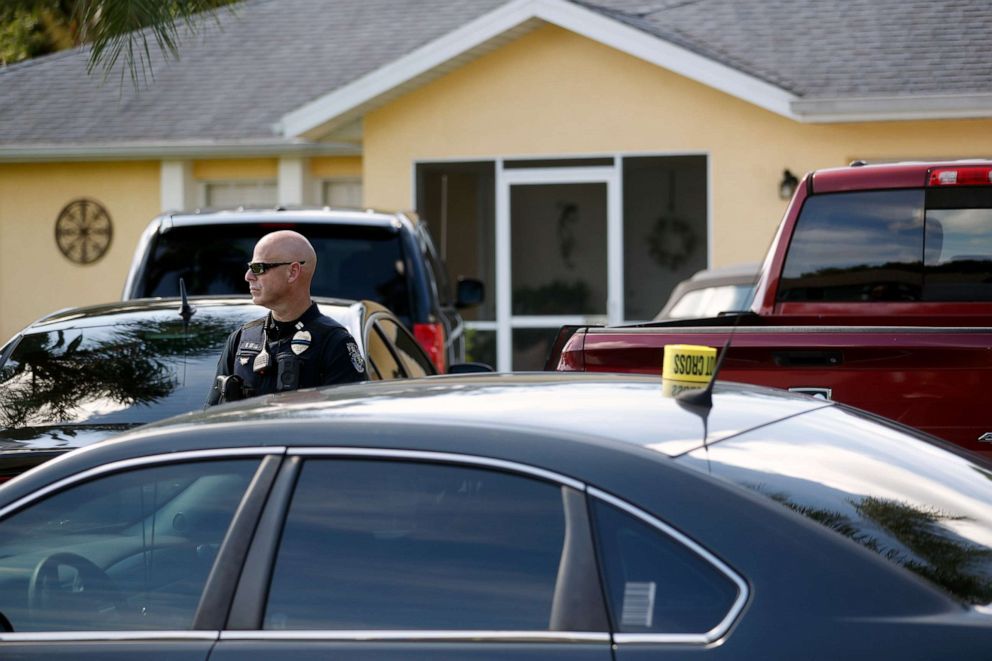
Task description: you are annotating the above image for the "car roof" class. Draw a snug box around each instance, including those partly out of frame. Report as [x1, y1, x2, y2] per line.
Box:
[22, 296, 365, 332]
[811, 159, 992, 193]
[25, 374, 831, 477]
[687, 262, 760, 283]
[161, 207, 410, 230]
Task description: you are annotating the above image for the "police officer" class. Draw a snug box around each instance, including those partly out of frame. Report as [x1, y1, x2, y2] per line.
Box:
[207, 230, 365, 405]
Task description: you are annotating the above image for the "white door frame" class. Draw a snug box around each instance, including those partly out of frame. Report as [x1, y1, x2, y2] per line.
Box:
[495, 163, 622, 372]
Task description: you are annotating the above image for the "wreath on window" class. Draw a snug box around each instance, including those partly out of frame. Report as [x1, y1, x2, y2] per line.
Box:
[647, 215, 697, 271]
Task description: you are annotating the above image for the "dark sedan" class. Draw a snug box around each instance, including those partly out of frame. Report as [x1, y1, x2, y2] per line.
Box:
[0, 374, 991, 658]
[0, 296, 437, 480]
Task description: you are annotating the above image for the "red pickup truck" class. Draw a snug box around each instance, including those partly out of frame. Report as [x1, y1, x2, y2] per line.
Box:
[549, 160, 992, 454]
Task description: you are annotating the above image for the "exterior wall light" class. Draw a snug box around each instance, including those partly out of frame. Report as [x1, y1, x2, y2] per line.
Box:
[779, 169, 799, 200]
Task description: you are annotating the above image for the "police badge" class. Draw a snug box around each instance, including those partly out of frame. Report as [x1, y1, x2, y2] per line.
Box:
[291, 330, 312, 355]
[347, 342, 365, 373]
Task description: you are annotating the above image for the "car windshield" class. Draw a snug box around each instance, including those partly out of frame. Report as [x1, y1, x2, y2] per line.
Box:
[0, 309, 257, 429]
[140, 223, 411, 322]
[665, 283, 754, 319]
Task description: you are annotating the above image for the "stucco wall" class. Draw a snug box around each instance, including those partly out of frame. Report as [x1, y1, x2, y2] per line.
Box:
[193, 158, 278, 180]
[364, 23, 992, 267]
[312, 156, 362, 179]
[0, 161, 159, 342]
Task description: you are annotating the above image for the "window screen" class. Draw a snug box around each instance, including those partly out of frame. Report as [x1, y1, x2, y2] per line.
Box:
[265, 460, 569, 630]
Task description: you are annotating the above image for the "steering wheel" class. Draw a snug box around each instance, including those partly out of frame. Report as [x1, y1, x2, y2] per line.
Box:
[28, 552, 126, 626]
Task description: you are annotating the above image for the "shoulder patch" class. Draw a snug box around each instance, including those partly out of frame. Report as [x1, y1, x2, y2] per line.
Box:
[347, 342, 365, 373]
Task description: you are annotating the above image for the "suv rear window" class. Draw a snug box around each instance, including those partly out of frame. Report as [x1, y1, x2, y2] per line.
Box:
[778, 187, 992, 302]
[140, 223, 412, 320]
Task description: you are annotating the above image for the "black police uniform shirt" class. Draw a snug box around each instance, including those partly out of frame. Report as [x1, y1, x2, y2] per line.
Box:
[210, 302, 364, 401]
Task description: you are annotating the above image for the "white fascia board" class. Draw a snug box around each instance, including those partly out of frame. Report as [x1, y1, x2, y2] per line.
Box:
[280, 0, 546, 138]
[533, 0, 797, 118]
[791, 93, 992, 123]
[0, 139, 360, 163]
[280, 0, 800, 139]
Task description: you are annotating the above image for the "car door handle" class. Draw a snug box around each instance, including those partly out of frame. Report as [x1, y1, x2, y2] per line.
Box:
[788, 387, 833, 400]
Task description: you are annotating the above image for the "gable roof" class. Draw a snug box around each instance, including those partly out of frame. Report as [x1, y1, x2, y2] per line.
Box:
[1, 0, 991, 160]
[587, 0, 992, 120]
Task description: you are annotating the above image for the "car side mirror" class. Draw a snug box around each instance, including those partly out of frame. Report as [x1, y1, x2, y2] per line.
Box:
[448, 361, 494, 374]
[456, 277, 484, 308]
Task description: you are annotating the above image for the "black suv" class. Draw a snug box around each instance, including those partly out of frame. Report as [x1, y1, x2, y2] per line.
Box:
[122, 208, 484, 371]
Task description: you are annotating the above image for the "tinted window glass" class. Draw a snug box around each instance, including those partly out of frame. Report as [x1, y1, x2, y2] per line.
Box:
[419, 225, 451, 306]
[142, 223, 411, 321]
[365, 325, 403, 380]
[0, 459, 259, 631]
[375, 318, 434, 377]
[677, 406, 992, 604]
[0, 313, 244, 428]
[778, 190, 925, 302]
[265, 460, 567, 630]
[591, 500, 739, 634]
[922, 187, 992, 301]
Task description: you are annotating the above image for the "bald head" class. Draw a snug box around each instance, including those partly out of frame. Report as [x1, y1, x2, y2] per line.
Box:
[246, 230, 318, 320]
[255, 230, 317, 278]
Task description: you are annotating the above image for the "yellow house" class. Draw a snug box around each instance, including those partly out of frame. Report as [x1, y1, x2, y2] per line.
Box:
[2, 0, 992, 369]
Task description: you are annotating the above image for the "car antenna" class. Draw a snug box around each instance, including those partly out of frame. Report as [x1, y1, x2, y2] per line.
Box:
[178, 277, 196, 326]
[674, 265, 762, 441]
[676, 337, 731, 412]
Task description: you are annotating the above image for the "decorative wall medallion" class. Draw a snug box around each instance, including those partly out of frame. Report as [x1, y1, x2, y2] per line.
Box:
[54, 199, 113, 265]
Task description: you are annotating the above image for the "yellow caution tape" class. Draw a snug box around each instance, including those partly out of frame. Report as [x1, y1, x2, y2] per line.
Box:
[662, 344, 717, 383]
[661, 378, 707, 398]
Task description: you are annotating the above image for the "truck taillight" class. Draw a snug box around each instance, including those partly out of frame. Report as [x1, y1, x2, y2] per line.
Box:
[928, 167, 992, 186]
[413, 322, 447, 373]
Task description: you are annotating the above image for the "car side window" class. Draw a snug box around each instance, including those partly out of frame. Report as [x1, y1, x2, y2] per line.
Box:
[365, 322, 404, 380]
[264, 459, 595, 631]
[375, 318, 435, 377]
[0, 459, 260, 632]
[590, 499, 741, 635]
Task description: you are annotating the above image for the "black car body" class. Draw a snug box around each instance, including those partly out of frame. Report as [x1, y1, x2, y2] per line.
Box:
[0, 374, 990, 658]
[121, 208, 484, 371]
[0, 296, 436, 480]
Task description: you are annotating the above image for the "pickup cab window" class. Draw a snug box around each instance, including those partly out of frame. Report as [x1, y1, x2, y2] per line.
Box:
[778, 190, 924, 302]
[779, 187, 992, 303]
[922, 187, 992, 301]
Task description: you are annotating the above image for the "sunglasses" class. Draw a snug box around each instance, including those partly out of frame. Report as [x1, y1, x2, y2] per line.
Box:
[247, 260, 305, 274]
